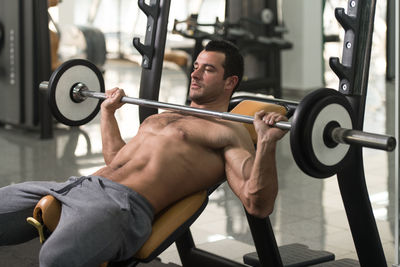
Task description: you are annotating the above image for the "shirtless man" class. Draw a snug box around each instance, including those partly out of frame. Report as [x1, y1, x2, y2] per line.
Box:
[0, 40, 287, 266]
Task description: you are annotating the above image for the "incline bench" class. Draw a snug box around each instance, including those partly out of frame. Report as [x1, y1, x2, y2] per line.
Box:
[27, 99, 335, 267]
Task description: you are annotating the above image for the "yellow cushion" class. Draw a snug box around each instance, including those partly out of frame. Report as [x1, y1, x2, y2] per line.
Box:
[31, 190, 207, 262]
[33, 195, 61, 232]
[134, 190, 207, 259]
[230, 100, 287, 143]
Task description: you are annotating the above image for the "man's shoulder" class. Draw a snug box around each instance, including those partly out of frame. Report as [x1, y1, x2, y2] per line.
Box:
[221, 120, 254, 145]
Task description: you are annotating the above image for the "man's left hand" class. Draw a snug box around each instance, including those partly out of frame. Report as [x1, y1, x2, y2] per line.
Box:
[254, 110, 288, 143]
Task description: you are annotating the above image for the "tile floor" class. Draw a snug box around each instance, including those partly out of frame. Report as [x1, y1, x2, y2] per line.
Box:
[0, 37, 397, 267]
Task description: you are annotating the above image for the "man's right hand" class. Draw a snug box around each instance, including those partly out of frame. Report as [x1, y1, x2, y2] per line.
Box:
[101, 87, 126, 113]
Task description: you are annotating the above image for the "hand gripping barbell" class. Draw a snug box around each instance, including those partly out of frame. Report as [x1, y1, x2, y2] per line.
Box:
[40, 59, 396, 178]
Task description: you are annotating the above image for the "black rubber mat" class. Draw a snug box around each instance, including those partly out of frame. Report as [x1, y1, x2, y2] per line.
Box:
[243, 243, 335, 267]
[310, 258, 360, 266]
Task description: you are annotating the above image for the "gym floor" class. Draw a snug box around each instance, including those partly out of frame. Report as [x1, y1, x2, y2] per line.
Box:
[0, 44, 396, 266]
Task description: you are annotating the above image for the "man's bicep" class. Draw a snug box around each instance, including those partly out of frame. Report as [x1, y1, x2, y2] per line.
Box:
[223, 123, 256, 193]
[224, 145, 254, 194]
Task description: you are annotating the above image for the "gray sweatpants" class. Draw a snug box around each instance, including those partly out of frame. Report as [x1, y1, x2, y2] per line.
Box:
[0, 176, 154, 267]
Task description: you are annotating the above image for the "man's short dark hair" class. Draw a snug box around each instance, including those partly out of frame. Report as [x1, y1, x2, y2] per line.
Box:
[204, 40, 244, 93]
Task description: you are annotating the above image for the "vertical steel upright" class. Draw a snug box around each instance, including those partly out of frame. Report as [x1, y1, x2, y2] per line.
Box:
[329, 0, 387, 265]
[134, 0, 171, 123]
[395, 0, 400, 264]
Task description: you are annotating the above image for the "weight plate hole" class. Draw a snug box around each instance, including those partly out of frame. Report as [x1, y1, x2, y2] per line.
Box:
[323, 121, 341, 148]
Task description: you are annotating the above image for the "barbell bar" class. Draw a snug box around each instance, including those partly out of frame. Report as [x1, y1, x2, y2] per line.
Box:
[39, 80, 395, 152]
[41, 59, 397, 179]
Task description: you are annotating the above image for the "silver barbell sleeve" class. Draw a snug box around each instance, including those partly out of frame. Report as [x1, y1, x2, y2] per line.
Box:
[50, 83, 396, 152]
[331, 128, 396, 152]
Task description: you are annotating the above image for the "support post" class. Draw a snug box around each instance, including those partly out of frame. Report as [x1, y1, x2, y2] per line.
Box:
[395, 0, 400, 264]
[330, 0, 387, 265]
[175, 229, 247, 267]
[134, 0, 171, 123]
[245, 212, 283, 267]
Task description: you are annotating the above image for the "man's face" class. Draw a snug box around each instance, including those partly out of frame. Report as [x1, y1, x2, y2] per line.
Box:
[189, 50, 227, 104]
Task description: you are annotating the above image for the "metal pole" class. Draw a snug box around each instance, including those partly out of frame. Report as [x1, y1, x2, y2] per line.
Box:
[331, 128, 397, 151]
[334, 1, 388, 266]
[137, 0, 171, 123]
[395, 0, 400, 264]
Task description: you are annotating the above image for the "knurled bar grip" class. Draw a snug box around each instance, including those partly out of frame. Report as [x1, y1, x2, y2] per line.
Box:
[72, 86, 395, 152]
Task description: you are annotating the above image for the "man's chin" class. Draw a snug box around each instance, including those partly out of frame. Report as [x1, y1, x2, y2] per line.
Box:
[189, 90, 201, 101]
[189, 95, 203, 104]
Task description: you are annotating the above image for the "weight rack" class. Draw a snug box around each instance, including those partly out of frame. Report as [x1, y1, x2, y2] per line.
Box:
[330, 0, 387, 266]
[133, 0, 171, 123]
[244, 0, 386, 266]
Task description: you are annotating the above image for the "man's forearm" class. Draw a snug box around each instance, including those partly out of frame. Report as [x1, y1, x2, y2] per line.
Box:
[245, 139, 278, 218]
[100, 109, 125, 165]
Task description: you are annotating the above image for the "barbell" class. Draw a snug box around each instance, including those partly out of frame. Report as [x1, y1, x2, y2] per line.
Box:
[41, 59, 396, 178]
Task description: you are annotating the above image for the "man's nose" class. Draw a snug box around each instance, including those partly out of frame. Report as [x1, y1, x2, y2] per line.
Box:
[191, 68, 201, 79]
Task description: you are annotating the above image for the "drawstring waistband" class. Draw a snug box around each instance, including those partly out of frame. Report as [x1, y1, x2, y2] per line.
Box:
[50, 175, 154, 219]
[94, 176, 155, 218]
[51, 176, 91, 194]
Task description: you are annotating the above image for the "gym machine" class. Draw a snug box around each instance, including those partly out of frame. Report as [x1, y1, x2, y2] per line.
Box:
[136, 0, 389, 266]
[57, 0, 107, 69]
[245, 0, 387, 266]
[171, 0, 292, 101]
[0, 0, 51, 129]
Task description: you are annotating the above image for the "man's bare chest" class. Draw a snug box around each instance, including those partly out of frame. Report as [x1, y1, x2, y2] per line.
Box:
[139, 112, 233, 149]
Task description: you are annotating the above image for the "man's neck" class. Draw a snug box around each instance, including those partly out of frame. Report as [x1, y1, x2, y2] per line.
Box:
[190, 101, 229, 113]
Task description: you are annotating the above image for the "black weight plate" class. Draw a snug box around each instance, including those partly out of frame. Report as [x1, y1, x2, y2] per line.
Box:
[290, 88, 353, 178]
[290, 88, 334, 178]
[302, 93, 354, 178]
[48, 59, 105, 126]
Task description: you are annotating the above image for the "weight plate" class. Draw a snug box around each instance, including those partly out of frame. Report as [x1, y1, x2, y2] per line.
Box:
[302, 94, 353, 177]
[48, 59, 104, 126]
[290, 88, 332, 178]
[290, 88, 354, 178]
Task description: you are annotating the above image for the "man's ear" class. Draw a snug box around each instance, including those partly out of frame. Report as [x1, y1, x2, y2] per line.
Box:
[225, 76, 239, 91]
